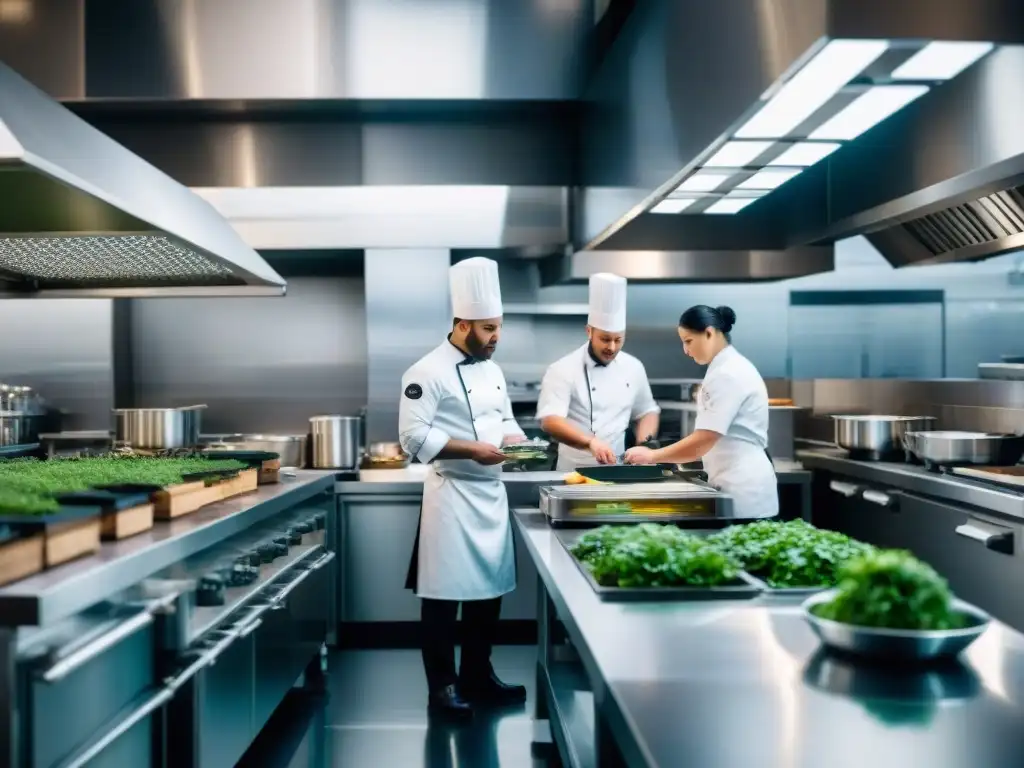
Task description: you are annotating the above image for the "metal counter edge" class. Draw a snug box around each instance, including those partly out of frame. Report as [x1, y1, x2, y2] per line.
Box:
[797, 449, 1024, 521]
[0, 471, 340, 628]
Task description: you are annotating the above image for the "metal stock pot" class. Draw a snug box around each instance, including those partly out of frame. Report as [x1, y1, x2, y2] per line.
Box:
[832, 415, 935, 456]
[113, 405, 206, 450]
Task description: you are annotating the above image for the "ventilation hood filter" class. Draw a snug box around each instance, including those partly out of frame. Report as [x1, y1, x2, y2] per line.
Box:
[0, 61, 286, 298]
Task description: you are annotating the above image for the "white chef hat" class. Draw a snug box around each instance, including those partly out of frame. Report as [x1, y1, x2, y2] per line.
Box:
[588, 272, 627, 332]
[450, 257, 503, 320]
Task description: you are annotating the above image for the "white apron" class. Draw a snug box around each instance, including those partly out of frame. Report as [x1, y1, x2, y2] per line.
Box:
[703, 436, 779, 519]
[401, 346, 518, 601]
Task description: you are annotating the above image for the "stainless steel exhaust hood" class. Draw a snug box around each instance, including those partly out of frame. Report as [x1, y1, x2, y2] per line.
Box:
[578, 0, 1024, 271]
[0, 61, 286, 297]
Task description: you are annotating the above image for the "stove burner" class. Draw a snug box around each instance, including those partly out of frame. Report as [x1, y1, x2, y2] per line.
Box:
[847, 448, 907, 463]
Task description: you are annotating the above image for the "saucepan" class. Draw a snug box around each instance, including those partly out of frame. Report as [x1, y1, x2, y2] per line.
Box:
[832, 415, 935, 456]
[113, 405, 206, 450]
[903, 431, 1024, 467]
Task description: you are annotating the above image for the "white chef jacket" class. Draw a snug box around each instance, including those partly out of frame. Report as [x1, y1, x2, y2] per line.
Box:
[536, 343, 660, 470]
[695, 345, 778, 519]
[398, 338, 525, 600]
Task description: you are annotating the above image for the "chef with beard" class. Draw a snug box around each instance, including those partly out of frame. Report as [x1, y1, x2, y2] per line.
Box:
[536, 272, 660, 470]
[398, 256, 528, 720]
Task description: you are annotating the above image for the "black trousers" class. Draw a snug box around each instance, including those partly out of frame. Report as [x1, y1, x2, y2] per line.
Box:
[420, 596, 502, 693]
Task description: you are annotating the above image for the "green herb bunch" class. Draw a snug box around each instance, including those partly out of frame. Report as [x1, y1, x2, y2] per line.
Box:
[812, 549, 968, 630]
[0, 455, 246, 516]
[571, 524, 740, 588]
[709, 519, 874, 588]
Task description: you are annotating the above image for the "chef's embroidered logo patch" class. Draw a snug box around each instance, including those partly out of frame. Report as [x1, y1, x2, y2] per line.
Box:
[404, 383, 423, 400]
[700, 387, 712, 408]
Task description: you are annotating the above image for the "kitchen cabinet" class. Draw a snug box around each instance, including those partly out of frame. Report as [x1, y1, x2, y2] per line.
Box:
[810, 472, 904, 549]
[340, 499, 423, 622]
[887, 491, 1024, 632]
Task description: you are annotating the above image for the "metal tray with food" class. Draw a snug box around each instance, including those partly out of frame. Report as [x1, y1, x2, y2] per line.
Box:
[740, 573, 830, 596]
[556, 528, 762, 602]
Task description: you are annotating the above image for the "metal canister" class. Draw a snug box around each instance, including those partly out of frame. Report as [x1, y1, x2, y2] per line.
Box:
[309, 415, 361, 469]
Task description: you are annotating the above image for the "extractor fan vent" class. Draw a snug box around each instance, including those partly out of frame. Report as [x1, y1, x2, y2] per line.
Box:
[901, 188, 1024, 256]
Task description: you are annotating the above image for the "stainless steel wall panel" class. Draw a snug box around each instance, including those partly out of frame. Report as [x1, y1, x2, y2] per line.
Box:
[364, 249, 451, 442]
[81, 0, 593, 100]
[81, 110, 579, 188]
[0, 0, 85, 99]
[128, 277, 367, 433]
[0, 298, 113, 430]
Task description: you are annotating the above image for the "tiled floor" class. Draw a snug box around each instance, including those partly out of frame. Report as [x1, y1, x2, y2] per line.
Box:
[237, 646, 559, 768]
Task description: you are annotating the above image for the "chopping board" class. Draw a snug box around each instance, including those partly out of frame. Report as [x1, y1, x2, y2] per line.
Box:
[952, 466, 1024, 487]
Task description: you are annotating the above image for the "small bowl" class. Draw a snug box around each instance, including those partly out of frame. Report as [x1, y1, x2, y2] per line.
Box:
[802, 589, 991, 662]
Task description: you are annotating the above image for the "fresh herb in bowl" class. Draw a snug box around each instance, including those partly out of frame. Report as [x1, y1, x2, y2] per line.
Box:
[811, 549, 971, 631]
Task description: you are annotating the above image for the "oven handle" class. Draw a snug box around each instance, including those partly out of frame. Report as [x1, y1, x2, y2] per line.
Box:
[829, 480, 860, 498]
[862, 489, 898, 509]
[955, 519, 1015, 555]
[270, 551, 336, 611]
[54, 686, 174, 768]
[38, 610, 155, 684]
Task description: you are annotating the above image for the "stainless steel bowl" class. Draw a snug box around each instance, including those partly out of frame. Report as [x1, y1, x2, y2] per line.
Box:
[903, 430, 1024, 466]
[832, 415, 935, 456]
[802, 590, 990, 662]
[202, 434, 306, 468]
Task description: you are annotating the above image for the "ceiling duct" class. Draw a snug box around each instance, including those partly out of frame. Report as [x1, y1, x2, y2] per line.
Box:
[0, 61, 286, 298]
[579, 0, 1024, 269]
[539, 246, 834, 286]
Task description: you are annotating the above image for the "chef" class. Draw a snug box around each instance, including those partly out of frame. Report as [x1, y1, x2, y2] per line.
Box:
[398, 256, 528, 720]
[624, 304, 778, 519]
[536, 272, 660, 471]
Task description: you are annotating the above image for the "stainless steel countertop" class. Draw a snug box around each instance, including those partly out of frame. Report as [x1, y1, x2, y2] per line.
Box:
[798, 448, 1024, 521]
[514, 508, 1024, 768]
[336, 461, 810, 496]
[0, 470, 338, 627]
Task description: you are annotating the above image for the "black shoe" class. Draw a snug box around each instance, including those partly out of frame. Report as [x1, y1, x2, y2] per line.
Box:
[428, 684, 474, 720]
[459, 671, 527, 706]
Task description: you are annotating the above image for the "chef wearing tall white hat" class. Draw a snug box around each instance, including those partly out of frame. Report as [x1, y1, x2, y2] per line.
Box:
[398, 256, 528, 720]
[536, 272, 660, 470]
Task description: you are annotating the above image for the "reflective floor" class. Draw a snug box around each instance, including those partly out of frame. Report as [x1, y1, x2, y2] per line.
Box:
[237, 646, 559, 768]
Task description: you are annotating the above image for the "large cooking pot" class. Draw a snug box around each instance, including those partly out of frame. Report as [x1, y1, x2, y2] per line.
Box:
[832, 415, 936, 456]
[309, 415, 361, 469]
[201, 434, 307, 468]
[113, 405, 206, 450]
[903, 431, 1024, 466]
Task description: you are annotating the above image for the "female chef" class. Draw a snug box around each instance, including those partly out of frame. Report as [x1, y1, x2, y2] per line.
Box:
[624, 305, 778, 519]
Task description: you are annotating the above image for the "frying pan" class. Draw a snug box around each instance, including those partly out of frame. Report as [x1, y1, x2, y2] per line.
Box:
[574, 464, 674, 483]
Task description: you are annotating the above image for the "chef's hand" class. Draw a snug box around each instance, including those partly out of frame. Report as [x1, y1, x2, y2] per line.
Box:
[588, 437, 617, 465]
[471, 442, 507, 465]
[624, 446, 656, 465]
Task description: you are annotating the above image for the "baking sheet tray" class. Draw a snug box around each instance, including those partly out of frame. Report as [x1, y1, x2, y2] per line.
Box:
[556, 530, 762, 602]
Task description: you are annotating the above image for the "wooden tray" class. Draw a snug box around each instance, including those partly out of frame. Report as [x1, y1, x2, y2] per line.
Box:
[214, 468, 259, 500]
[952, 466, 1024, 488]
[258, 458, 281, 485]
[152, 481, 220, 520]
[46, 517, 101, 567]
[100, 503, 155, 540]
[0, 531, 45, 586]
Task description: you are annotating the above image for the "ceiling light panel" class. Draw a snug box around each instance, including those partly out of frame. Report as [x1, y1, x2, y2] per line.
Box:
[675, 171, 733, 192]
[703, 140, 774, 168]
[705, 196, 760, 215]
[738, 168, 803, 191]
[809, 85, 929, 141]
[734, 39, 890, 139]
[651, 198, 699, 214]
[768, 141, 841, 167]
[891, 41, 994, 82]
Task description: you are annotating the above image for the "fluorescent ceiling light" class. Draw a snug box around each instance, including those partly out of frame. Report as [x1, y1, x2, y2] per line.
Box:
[705, 196, 760, 215]
[738, 168, 803, 191]
[768, 142, 841, 167]
[703, 141, 774, 168]
[891, 41, 994, 82]
[676, 171, 733, 192]
[735, 39, 890, 139]
[651, 198, 699, 214]
[810, 85, 929, 140]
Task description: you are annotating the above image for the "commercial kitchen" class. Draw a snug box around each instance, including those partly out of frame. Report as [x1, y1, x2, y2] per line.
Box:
[3, 2, 1024, 767]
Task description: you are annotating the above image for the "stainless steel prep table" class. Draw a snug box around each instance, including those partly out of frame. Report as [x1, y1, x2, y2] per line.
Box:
[515, 508, 1024, 768]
